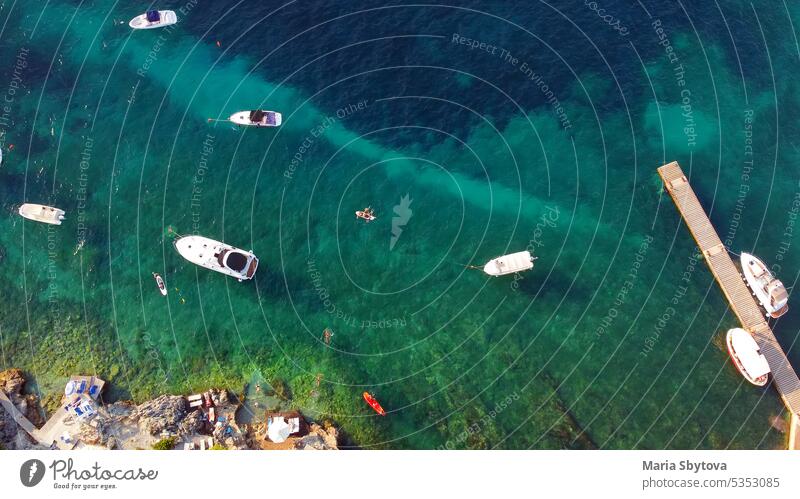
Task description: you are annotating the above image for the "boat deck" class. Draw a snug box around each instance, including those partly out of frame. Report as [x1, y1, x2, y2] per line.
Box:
[658, 161, 800, 447]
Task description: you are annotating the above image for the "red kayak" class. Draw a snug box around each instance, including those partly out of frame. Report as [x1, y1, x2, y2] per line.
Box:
[363, 392, 386, 416]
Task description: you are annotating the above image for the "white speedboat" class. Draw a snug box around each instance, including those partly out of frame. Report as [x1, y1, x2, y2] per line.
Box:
[18, 203, 65, 225]
[229, 110, 282, 127]
[726, 328, 770, 386]
[173, 235, 258, 281]
[483, 251, 536, 276]
[740, 252, 788, 318]
[129, 10, 177, 30]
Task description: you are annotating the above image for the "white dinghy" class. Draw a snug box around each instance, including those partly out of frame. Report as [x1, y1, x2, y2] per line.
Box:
[726, 328, 770, 386]
[18, 203, 65, 225]
[483, 251, 536, 277]
[129, 10, 177, 30]
[740, 252, 788, 319]
[174, 235, 258, 281]
[228, 110, 282, 127]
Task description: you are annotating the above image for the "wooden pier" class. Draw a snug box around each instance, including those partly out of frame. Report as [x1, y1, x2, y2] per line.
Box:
[658, 161, 800, 448]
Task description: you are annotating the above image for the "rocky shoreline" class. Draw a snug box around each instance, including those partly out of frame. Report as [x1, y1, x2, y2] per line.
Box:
[0, 368, 338, 451]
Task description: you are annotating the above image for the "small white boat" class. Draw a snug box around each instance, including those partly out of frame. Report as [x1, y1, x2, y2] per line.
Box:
[173, 235, 258, 281]
[726, 328, 770, 386]
[18, 203, 65, 225]
[483, 251, 536, 276]
[129, 10, 177, 30]
[152, 272, 167, 296]
[740, 252, 788, 318]
[229, 110, 282, 127]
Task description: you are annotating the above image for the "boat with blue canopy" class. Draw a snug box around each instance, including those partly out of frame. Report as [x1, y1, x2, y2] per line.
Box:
[129, 9, 177, 30]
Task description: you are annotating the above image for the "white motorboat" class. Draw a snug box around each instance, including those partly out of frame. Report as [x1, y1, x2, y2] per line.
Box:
[173, 235, 258, 281]
[740, 252, 788, 318]
[483, 251, 536, 276]
[726, 328, 770, 386]
[129, 10, 177, 30]
[18, 203, 65, 225]
[229, 110, 282, 127]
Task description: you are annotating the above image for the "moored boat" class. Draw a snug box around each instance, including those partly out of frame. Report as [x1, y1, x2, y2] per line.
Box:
[363, 392, 386, 416]
[726, 328, 770, 386]
[18, 203, 65, 225]
[483, 251, 536, 276]
[129, 10, 177, 30]
[740, 252, 788, 318]
[229, 110, 282, 127]
[173, 235, 258, 281]
[152, 272, 167, 296]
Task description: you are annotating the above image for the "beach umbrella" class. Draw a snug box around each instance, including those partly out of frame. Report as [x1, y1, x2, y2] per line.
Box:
[267, 417, 291, 443]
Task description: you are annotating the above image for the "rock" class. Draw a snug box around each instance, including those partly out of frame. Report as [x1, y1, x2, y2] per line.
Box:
[322, 426, 338, 449]
[0, 368, 26, 397]
[180, 409, 207, 435]
[133, 395, 187, 435]
[106, 436, 117, 450]
[296, 423, 339, 450]
[77, 421, 104, 446]
[296, 434, 326, 450]
[14, 398, 27, 415]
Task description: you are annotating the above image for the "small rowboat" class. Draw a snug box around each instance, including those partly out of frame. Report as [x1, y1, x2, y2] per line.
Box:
[483, 251, 536, 276]
[363, 392, 386, 416]
[129, 10, 177, 30]
[152, 272, 167, 296]
[18, 203, 65, 225]
[726, 328, 770, 386]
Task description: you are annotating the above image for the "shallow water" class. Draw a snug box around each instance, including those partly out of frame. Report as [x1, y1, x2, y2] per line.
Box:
[0, 0, 798, 448]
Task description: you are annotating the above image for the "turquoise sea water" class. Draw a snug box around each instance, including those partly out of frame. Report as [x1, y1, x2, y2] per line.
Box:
[1, 0, 799, 448]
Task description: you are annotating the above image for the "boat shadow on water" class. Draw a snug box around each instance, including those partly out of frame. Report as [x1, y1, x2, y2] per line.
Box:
[511, 267, 590, 304]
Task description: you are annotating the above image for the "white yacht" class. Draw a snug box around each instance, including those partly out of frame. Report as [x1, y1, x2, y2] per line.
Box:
[740, 252, 788, 318]
[229, 110, 282, 127]
[174, 235, 258, 281]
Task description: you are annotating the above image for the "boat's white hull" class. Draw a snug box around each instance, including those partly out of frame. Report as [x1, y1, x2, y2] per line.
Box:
[18, 203, 65, 225]
[726, 328, 769, 386]
[153, 273, 167, 296]
[483, 251, 535, 276]
[740, 252, 788, 318]
[129, 10, 177, 29]
[174, 235, 258, 281]
[229, 110, 282, 127]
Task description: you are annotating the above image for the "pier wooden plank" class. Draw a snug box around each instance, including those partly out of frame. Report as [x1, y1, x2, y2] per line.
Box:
[658, 162, 800, 417]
